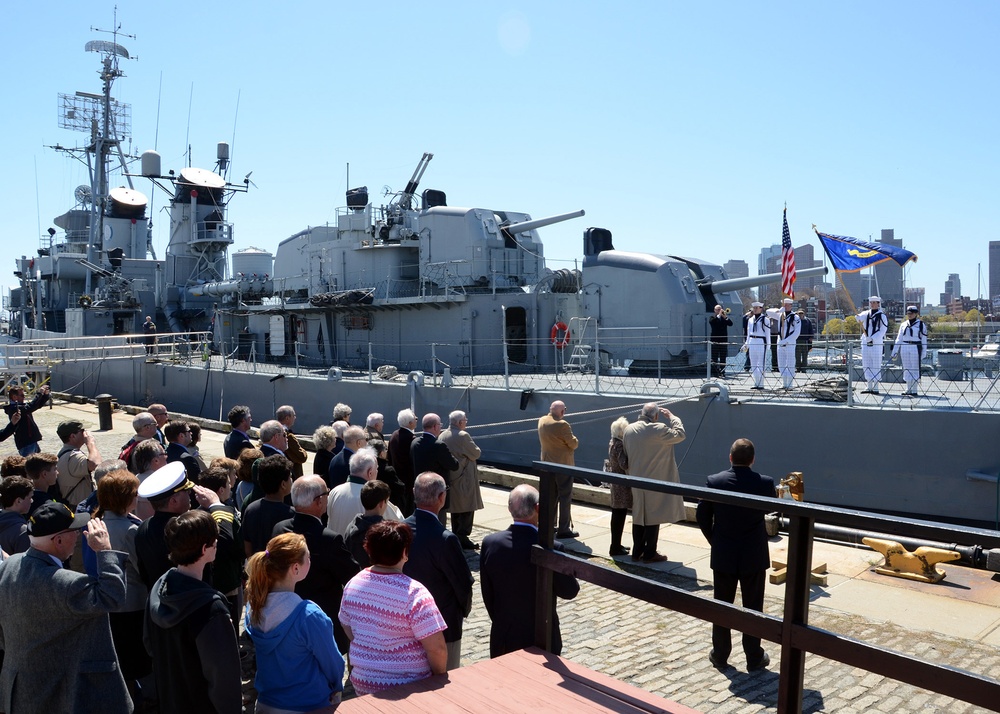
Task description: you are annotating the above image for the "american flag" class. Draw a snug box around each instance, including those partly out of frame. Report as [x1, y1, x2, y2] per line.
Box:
[781, 207, 796, 298]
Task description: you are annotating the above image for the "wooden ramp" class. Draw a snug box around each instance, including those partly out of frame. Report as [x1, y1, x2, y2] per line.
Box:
[338, 648, 699, 713]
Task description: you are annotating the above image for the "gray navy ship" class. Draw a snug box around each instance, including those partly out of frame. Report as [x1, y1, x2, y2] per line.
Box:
[9, 31, 1000, 529]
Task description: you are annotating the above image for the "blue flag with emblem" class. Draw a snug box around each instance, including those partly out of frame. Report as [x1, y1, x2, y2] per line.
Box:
[814, 230, 917, 273]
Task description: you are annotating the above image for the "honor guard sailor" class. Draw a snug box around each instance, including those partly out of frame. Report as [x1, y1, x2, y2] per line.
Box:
[743, 302, 769, 389]
[765, 298, 800, 389]
[857, 296, 890, 394]
[890, 306, 927, 396]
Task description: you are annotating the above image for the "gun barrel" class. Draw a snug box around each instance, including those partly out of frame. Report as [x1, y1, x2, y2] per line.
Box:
[504, 209, 586, 234]
[707, 265, 828, 294]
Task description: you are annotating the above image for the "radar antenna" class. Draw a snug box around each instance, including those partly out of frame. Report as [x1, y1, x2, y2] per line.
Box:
[74, 185, 93, 207]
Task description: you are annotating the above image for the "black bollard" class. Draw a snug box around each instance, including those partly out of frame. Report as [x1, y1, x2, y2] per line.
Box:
[95, 394, 114, 431]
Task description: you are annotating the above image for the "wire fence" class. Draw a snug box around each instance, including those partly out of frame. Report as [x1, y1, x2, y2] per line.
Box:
[8, 332, 1000, 412]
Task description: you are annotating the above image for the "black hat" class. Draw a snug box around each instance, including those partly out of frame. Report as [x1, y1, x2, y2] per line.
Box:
[56, 420, 86, 441]
[27, 502, 90, 536]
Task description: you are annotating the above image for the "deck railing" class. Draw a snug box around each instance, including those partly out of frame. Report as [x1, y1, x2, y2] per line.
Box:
[532, 462, 1000, 713]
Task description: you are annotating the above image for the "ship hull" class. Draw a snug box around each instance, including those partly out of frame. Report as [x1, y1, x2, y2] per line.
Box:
[42, 351, 1000, 528]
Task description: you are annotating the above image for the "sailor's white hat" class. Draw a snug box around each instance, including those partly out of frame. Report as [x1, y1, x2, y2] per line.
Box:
[751, 301, 763, 308]
[138, 461, 195, 500]
[782, 298, 794, 304]
[868, 295, 882, 302]
[906, 305, 919, 313]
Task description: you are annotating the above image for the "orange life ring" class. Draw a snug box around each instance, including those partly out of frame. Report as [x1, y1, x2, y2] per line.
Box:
[550, 322, 571, 349]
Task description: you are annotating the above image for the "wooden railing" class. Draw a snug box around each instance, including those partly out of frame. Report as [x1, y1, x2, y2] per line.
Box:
[532, 462, 1000, 713]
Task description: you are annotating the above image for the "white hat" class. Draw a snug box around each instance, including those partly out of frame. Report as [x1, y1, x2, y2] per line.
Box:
[751, 301, 763, 308]
[906, 305, 919, 313]
[138, 461, 195, 500]
[782, 298, 794, 304]
[868, 295, 882, 303]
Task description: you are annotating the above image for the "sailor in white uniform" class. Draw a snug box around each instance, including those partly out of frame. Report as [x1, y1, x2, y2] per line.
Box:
[890, 305, 927, 396]
[743, 302, 770, 389]
[856, 295, 889, 394]
[766, 298, 801, 389]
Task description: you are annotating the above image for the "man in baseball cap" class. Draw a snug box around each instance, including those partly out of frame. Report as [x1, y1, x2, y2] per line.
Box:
[0, 503, 130, 712]
[27, 501, 91, 536]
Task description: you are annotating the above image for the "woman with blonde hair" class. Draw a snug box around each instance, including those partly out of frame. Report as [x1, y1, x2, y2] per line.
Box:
[606, 416, 633, 557]
[244, 532, 344, 713]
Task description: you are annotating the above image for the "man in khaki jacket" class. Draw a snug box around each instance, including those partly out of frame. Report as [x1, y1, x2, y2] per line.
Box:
[441, 410, 484, 550]
[537, 401, 579, 538]
[623, 402, 686, 563]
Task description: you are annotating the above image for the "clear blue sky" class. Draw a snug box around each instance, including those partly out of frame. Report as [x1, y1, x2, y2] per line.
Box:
[5, 2, 998, 300]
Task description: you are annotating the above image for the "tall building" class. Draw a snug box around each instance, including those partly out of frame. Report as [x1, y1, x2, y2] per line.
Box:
[990, 241, 1000, 301]
[723, 259, 749, 279]
[904, 287, 925, 308]
[793, 244, 823, 293]
[940, 273, 961, 306]
[872, 229, 904, 305]
[758, 245, 781, 275]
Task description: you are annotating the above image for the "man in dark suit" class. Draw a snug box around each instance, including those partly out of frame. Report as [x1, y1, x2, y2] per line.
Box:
[257, 420, 288, 458]
[164, 420, 201, 482]
[403, 472, 473, 670]
[327, 425, 368, 488]
[696, 438, 776, 672]
[273, 475, 360, 653]
[387, 409, 417, 516]
[410, 414, 459, 526]
[223, 405, 253, 459]
[479, 484, 580, 658]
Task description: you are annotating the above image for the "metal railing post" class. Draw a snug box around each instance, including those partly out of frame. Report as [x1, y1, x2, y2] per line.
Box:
[533, 467, 557, 653]
[368, 342, 373, 384]
[778, 513, 815, 714]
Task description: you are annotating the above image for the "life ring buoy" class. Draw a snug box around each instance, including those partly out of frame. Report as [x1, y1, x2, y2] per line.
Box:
[550, 322, 571, 349]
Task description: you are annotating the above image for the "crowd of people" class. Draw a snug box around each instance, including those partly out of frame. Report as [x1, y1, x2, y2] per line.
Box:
[0, 394, 585, 713]
[0, 383, 781, 711]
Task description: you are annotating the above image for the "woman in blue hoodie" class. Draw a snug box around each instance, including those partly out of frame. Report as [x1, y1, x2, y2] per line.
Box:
[245, 532, 345, 712]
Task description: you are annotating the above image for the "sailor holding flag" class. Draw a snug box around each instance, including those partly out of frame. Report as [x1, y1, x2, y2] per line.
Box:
[856, 296, 889, 394]
[766, 298, 800, 390]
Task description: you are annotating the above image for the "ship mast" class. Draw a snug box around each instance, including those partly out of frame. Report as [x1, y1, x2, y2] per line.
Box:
[54, 17, 136, 293]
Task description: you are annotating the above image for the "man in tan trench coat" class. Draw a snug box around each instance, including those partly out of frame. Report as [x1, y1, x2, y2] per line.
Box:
[623, 402, 686, 563]
[537, 400, 579, 538]
[441, 410, 484, 551]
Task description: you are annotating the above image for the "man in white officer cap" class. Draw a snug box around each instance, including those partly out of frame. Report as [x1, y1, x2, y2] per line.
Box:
[766, 298, 801, 390]
[133, 461, 222, 588]
[743, 302, 770, 389]
[856, 296, 889, 394]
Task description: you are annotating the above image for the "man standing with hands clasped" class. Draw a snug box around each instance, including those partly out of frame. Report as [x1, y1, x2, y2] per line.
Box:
[856, 296, 889, 394]
[696, 438, 776, 672]
[537, 401, 579, 538]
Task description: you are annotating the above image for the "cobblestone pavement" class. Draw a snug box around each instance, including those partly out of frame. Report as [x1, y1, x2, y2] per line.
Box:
[11, 400, 999, 713]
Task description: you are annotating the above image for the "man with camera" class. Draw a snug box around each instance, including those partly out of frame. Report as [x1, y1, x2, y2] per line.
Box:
[3, 384, 50, 456]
